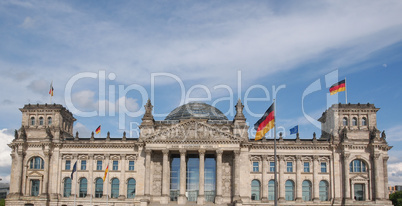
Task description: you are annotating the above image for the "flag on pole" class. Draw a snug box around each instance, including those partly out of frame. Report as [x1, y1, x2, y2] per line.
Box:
[290, 125, 298, 135]
[103, 165, 109, 182]
[254, 103, 275, 141]
[329, 79, 346, 95]
[95, 125, 101, 134]
[70, 161, 77, 179]
[49, 81, 54, 96]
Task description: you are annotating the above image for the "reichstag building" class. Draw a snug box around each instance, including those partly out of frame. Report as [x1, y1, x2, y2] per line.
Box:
[6, 100, 392, 205]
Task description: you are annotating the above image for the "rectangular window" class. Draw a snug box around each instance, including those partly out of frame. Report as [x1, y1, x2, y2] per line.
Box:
[97, 160, 102, 170]
[287, 162, 293, 172]
[269, 162, 275, 172]
[65, 160, 71, 170]
[321, 162, 327, 173]
[113, 160, 118, 170]
[129, 161, 135, 171]
[81, 160, 86, 170]
[253, 162, 259, 172]
[31, 180, 40, 196]
[304, 162, 310, 172]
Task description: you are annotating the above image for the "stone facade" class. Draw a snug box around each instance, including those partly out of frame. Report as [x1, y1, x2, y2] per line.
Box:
[6, 101, 392, 206]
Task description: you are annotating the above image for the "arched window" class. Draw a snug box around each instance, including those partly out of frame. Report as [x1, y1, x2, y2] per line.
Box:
[48, 117, 52, 125]
[319, 180, 329, 201]
[352, 117, 357, 126]
[362, 117, 367, 126]
[31, 117, 35, 126]
[251, 180, 260, 200]
[302, 180, 312, 201]
[268, 180, 275, 201]
[29, 157, 44, 169]
[350, 159, 367, 173]
[64, 178, 72, 197]
[95, 178, 103, 198]
[79, 178, 87, 198]
[342, 117, 348, 126]
[127, 178, 136, 198]
[39, 117, 44, 125]
[285, 180, 295, 201]
[111, 178, 119, 198]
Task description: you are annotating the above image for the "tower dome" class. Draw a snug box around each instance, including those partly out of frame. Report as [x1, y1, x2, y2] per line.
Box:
[165, 102, 228, 120]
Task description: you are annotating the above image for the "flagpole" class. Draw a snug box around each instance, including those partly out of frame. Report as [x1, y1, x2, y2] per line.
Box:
[345, 77, 348, 104]
[273, 99, 278, 206]
[74, 167, 77, 206]
[107, 162, 109, 206]
[99, 125, 101, 138]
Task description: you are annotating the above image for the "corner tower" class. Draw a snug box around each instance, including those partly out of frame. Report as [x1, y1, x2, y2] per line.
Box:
[18, 103, 76, 140]
[318, 103, 379, 141]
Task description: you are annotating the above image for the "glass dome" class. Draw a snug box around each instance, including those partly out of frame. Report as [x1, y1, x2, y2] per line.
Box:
[165, 102, 228, 120]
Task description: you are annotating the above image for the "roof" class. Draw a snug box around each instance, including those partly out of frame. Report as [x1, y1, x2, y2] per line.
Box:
[165, 102, 228, 121]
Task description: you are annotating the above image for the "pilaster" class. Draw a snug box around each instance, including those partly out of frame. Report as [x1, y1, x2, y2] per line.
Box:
[161, 149, 170, 204]
[215, 150, 223, 204]
[295, 155, 302, 202]
[197, 149, 206, 205]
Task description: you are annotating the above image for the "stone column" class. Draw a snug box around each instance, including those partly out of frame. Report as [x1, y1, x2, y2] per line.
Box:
[295, 155, 302, 202]
[313, 155, 319, 202]
[161, 149, 170, 204]
[233, 150, 241, 203]
[343, 153, 351, 201]
[144, 149, 152, 197]
[215, 150, 223, 204]
[261, 155, 269, 202]
[41, 150, 51, 197]
[197, 149, 206, 205]
[119, 154, 126, 199]
[178, 149, 187, 205]
[9, 151, 23, 196]
[88, 154, 94, 199]
[383, 156, 389, 199]
[374, 154, 383, 200]
[278, 155, 285, 202]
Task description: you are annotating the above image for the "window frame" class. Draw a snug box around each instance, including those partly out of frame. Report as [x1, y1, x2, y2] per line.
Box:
[81, 160, 86, 170]
[65, 160, 71, 170]
[269, 162, 275, 172]
[342, 117, 348, 126]
[127, 178, 136, 198]
[39, 117, 44, 126]
[129, 161, 135, 171]
[113, 160, 119, 171]
[111, 178, 120, 198]
[79, 178, 87, 198]
[251, 179, 261, 201]
[319, 180, 329, 201]
[63, 177, 72, 197]
[286, 162, 293, 173]
[96, 160, 102, 170]
[252, 162, 259, 172]
[302, 180, 312, 201]
[304, 162, 310, 173]
[31, 117, 35, 126]
[320, 162, 327, 173]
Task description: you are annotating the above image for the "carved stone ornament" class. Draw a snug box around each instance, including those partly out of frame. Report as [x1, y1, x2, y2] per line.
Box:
[14, 129, 18, 139]
[20, 126, 27, 139]
[148, 120, 239, 141]
[234, 99, 246, 120]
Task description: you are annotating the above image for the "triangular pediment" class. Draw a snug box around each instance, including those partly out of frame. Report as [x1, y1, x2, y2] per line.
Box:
[148, 120, 239, 141]
[350, 174, 369, 181]
[28, 171, 44, 177]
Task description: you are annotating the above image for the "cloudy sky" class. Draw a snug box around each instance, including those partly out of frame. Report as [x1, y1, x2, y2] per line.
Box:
[0, 0, 402, 185]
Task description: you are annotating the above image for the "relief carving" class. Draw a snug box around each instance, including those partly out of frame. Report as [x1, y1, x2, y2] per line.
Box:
[222, 153, 232, 197]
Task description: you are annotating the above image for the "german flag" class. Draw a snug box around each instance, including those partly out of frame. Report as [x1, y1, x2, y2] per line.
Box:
[254, 103, 275, 141]
[95, 125, 101, 134]
[103, 165, 109, 182]
[329, 80, 346, 95]
[49, 81, 54, 97]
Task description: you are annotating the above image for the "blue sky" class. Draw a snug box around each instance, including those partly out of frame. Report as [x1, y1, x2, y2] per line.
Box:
[0, 0, 402, 185]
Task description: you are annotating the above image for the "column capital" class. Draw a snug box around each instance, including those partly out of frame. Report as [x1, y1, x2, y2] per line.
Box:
[145, 149, 152, 155]
[313, 155, 319, 161]
[105, 153, 110, 158]
[162, 149, 169, 155]
[216, 150, 223, 155]
[120, 154, 126, 158]
[277, 155, 284, 161]
[374, 153, 381, 160]
[262, 155, 269, 161]
[198, 149, 206, 156]
[343, 153, 350, 160]
[88, 153, 94, 159]
[234, 150, 240, 156]
[296, 155, 302, 161]
[179, 149, 186, 155]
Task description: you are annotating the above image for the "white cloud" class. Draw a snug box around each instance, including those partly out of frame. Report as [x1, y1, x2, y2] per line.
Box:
[0, 129, 13, 183]
[388, 161, 402, 186]
[385, 125, 402, 142]
[71, 90, 97, 111]
[21, 16, 35, 29]
[73, 122, 91, 137]
[27, 79, 49, 94]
